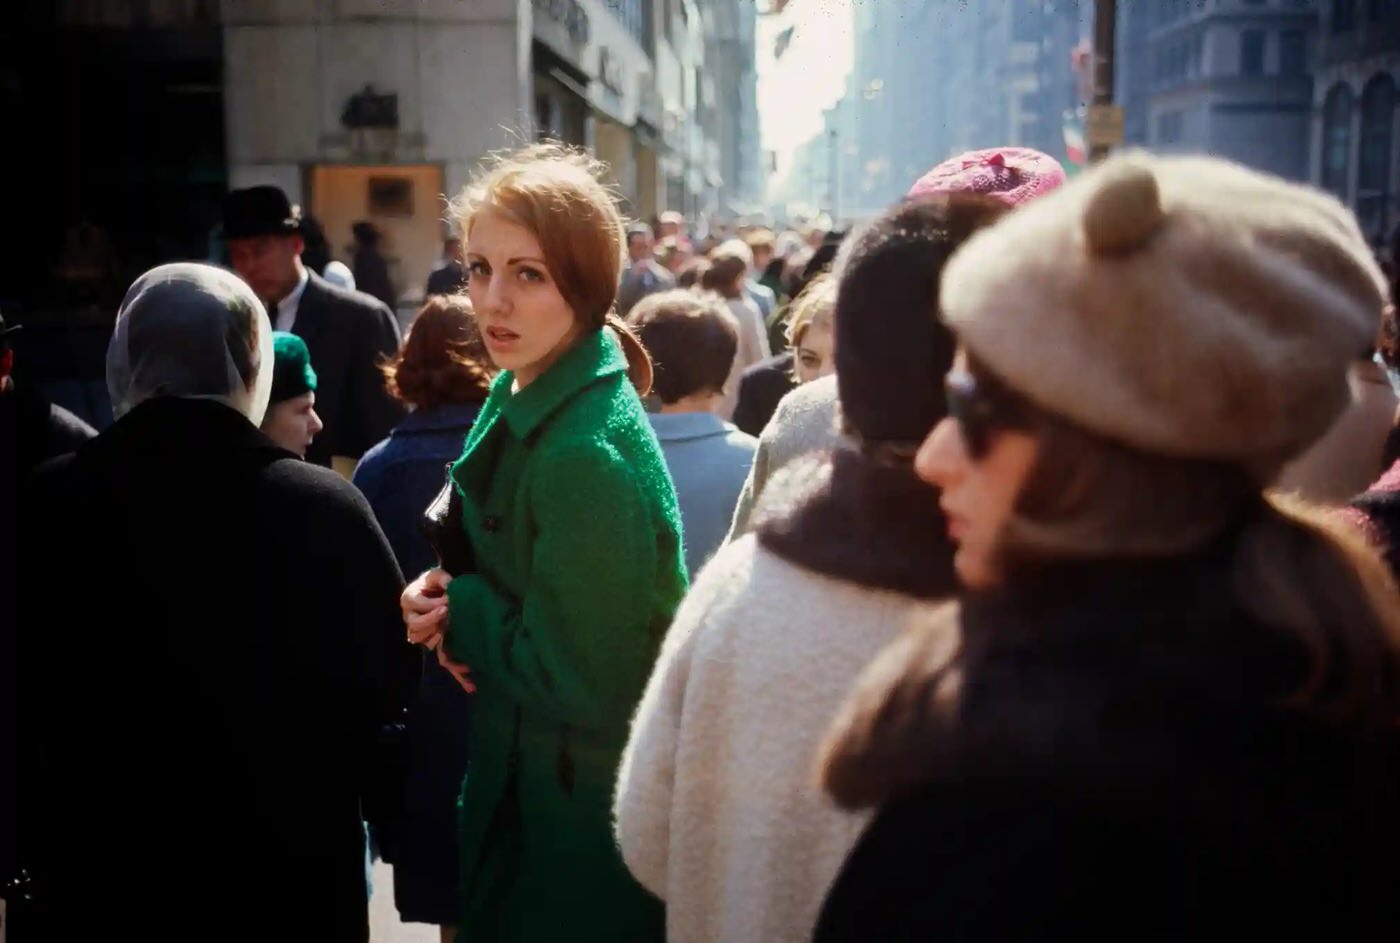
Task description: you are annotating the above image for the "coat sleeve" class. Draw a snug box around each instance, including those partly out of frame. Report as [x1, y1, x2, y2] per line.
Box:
[443, 440, 669, 732]
[613, 555, 720, 898]
[342, 302, 404, 460]
[329, 476, 421, 728]
[724, 423, 773, 542]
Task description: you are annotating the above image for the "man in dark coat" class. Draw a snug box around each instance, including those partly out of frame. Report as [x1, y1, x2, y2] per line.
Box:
[224, 187, 405, 471]
[425, 236, 467, 297]
[731, 351, 797, 437]
[0, 310, 96, 489]
[352, 220, 398, 312]
[11, 263, 419, 941]
[617, 223, 676, 317]
[0, 311, 96, 916]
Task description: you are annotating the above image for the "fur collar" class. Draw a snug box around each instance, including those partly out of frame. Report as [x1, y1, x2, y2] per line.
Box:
[755, 449, 960, 600]
[817, 547, 1314, 810]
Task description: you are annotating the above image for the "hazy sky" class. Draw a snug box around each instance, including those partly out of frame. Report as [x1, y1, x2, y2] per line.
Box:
[756, 0, 855, 162]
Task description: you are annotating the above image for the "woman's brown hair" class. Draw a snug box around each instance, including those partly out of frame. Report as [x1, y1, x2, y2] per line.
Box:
[381, 294, 493, 410]
[975, 355, 1400, 726]
[450, 142, 653, 394]
[677, 257, 711, 290]
[701, 252, 748, 300]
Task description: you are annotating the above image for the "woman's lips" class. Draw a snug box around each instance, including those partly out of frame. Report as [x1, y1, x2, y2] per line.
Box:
[483, 325, 520, 347]
[942, 504, 967, 541]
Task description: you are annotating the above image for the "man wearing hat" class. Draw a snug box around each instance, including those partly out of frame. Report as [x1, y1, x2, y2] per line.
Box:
[351, 220, 397, 311]
[223, 186, 404, 473]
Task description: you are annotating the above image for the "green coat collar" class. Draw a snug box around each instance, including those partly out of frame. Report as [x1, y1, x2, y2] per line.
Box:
[497, 328, 628, 441]
[452, 328, 628, 497]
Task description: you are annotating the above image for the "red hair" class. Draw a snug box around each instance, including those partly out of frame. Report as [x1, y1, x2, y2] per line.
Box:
[451, 142, 653, 394]
[381, 294, 493, 409]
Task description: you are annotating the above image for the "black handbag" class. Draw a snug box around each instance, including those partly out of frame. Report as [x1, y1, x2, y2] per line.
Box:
[423, 463, 475, 576]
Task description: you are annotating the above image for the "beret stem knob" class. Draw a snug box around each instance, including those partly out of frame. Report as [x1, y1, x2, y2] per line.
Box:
[1083, 160, 1164, 256]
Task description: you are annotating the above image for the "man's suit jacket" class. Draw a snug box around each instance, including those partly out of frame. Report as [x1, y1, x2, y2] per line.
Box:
[293, 272, 406, 467]
[426, 260, 466, 296]
[616, 260, 675, 317]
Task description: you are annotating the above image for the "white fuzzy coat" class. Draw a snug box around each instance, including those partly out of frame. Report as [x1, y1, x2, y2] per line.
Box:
[614, 534, 930, 943]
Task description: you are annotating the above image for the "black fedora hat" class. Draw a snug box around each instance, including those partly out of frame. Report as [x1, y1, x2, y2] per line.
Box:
[222, 186, 303, 240]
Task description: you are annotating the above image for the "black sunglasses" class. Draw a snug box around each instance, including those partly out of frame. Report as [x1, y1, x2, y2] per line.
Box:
[944, 370, 1023, 460]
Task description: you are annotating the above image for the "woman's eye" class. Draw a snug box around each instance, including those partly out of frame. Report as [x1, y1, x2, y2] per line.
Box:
[799, 353, 819, 369]
[467, 261, 489, 278]
[518, 268, 544, 283]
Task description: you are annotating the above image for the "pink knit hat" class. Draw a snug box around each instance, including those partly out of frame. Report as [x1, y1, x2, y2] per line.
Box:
[907, 147, 1066, 206]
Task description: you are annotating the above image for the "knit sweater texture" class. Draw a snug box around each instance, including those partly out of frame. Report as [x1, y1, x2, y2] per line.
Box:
[615, 534, 932, 943]
[726, 375, 847, 540]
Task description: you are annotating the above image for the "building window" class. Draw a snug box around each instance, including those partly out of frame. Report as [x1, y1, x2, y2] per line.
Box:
[1323, 84, 1355, 199]
[604, 0, 647, 48]
[1280, 30, 1306, 76]
[1331, 0, 1357, 31]
[1157, 110, 1186, 144]
[1359, 75, 1396, 233]
[1240, 30, 1266, 76]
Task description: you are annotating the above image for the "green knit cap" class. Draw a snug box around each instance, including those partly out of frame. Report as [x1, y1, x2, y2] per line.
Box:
[269, 331, 317, 404]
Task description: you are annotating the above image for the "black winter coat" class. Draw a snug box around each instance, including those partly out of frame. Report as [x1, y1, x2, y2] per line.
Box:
[815, 548, 1400, 942]
[292, 272, 405, 466]
[10, 397, 419, 942]
[0, 384, 94, 889]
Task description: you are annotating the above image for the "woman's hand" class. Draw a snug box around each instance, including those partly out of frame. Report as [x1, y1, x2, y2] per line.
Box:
[437, 645, 477, 694]
[402, 568, 453, 646]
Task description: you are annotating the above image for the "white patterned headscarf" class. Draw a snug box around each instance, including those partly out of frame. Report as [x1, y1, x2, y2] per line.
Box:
[106, 262, 274, 424]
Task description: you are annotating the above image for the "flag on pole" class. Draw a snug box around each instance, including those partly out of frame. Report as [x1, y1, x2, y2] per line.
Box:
[1062, 107, 1087, 173]
[774, 25, 795, 59]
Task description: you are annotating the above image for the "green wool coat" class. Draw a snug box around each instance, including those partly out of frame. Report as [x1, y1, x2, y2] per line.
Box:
[444, 327, 688, 941]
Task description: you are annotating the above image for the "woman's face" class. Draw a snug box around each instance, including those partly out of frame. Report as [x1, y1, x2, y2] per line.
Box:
[261, 392, 323, 459]
[915, 354, 1039, 590]
[467, 209, 582, 389]
[795, 322, 835, 384]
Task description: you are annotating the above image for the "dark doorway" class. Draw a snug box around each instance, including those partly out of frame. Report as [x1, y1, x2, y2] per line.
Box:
[0, 3, 226, 425]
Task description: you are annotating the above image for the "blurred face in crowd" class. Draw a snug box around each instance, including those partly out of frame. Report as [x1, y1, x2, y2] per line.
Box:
[752, 245, 774, 272]
[660, 241, 691, 275]
[445, 237, 463, 263]
[659, 214, 685, 240]
[628, 230, 654, 264]
[794, 321, 835, 384]
[227, 233, 305, 307]
[467, 209, 582, 390]
[915, 352, 1039, 590]
[261, 392, 323, 459]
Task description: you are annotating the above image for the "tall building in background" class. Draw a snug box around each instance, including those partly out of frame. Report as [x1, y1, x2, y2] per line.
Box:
[1310, 0, 1399, 243]
[706, 0, 765, 214]
[0, 0, 747, 323]
[1118, 0, 1397, 243]
[1113, 0, 1318, 182]
[787, 0, 1089, 222]
[221, 0, 706, 295]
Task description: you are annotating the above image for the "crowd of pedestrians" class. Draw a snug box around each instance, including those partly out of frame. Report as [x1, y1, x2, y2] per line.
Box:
[5, 137, 1400, 943]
